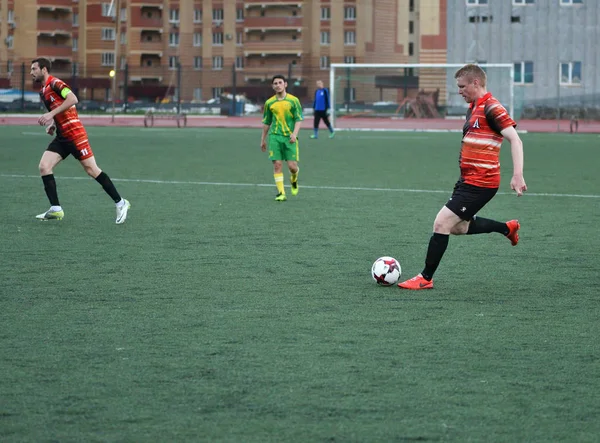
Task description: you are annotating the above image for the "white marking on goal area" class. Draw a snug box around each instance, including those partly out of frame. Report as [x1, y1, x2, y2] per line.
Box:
[1, 174, 598, 199]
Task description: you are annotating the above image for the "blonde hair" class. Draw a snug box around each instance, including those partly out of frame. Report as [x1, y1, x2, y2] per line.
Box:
[454, 64, 487, 87]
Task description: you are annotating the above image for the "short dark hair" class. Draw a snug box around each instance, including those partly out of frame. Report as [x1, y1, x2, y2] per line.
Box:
[271, 75, 286, 84]
[454, 63, 487, 87]
[32, 58, 52, 73]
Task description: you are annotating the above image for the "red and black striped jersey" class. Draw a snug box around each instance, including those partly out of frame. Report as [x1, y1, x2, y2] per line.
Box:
[39, 76, 87, 142]
[460, 92, 516, 188]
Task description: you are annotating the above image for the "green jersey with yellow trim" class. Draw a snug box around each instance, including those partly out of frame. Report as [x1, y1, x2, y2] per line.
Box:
[262, 93, 304, 136]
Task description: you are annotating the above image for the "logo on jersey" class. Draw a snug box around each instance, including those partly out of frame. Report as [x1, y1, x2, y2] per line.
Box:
[50, 96, 55, 102]
[473, 118, 480, 129]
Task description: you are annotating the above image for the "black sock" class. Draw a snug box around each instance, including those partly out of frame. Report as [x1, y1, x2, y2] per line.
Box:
[94, 172, 122, 203]
[421, 233, 449, 281]
[41, 174, 60, 206]
[467, 216, 509, 235]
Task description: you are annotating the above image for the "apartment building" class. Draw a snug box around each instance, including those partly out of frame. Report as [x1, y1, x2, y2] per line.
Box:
[1, 0, 447, 103]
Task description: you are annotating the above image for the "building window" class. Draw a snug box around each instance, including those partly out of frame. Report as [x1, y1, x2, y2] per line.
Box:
[194, 9, 202, 23]
[102, 28, 115, 40]
[6, 35, 13, 49]
[101, 52, 115, 66]
[169, 9, 179, 23]
[560, 0, 582, 4]
[212, 56, 223, 70]
[466, 0, 488, 4]
[409, 0, 415, 11]
[320, 31, 330, 45]
[344, 87, 356, 102]
[235, 56, 244, 69]
[321, 7, 330, 20]
[193, 33, 202, 46]
[212, 32, 223, 45]
[320, 56, 329, 69]
[169, 33, 179, 46]
[72, 63, 79, 76]
[213, 8, 224, 22]
[101, 3, 114, 17]
[513, 0, 535, 4]
[169, 56, 178, 70]
[236, 31, 243, 45]
[236, 8, 244, 21]
[409, 21, 414, 34]
[344, 31, 356, 45]
[193, 88, 202, 101]
[212, 87, 223, 98]
[7, 60, 13, 73]
[194, 57, 203, 70]
[513, 61, 533, 84]
[121, 32, 127, 44]
[560, 62, 582, 85]
[72, 13, 79, 26]
[408, 42, 414, 55]
[120, 7, 127, 22]
[7, 10, 15, 23]
[344, 56, 356, 64]
[72, 37, 78, 51]
[120, 55, 127, 69]
[344, 6, 356, 20]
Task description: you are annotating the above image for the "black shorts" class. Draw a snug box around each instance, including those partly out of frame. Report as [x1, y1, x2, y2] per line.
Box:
[445, 180, 498, 221]
[47, 137, 93, 160]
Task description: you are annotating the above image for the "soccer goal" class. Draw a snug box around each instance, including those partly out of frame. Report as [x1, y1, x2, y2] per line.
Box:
[328, 63, 514, 131]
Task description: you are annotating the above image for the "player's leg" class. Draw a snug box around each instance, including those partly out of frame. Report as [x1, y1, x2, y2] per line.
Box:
[322, 113, 335, 137]
[448, 187, 520, 245]
[287, 158, 299, 196]
[269, 135, 286, 200]
[36, 147, 65, 220]
[398, 206, 461, 289]
[79, 152, 131, 224]
[311, 112, 322, 139]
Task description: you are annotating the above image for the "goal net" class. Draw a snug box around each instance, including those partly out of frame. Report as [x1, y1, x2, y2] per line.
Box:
[329, 63, 514, 131]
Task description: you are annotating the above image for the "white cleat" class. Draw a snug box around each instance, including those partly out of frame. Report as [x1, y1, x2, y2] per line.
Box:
[36, 209, 64, 220]
[115, 199, 131, 224]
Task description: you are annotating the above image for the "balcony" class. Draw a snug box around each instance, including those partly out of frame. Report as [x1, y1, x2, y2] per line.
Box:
[242, 66, 302, 81]
[244, 16, 302, 31]
[37, 0, 72, 12]
[135, 0, 164, 5]
[131, 15, 163, 28]
[37, 44, 72, 60]
[245, 1, 302, 7]
[132, 40, 163, 55]
[243, 41, 303, 56]
[37, 19, 72, 35]
[128, 66, 165, 81]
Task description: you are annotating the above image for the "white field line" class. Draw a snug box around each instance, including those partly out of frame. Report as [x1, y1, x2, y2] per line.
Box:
[1, 174, 599, 199]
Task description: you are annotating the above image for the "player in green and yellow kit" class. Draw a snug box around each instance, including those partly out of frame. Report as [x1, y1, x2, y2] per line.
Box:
[260, 75, 303, 201]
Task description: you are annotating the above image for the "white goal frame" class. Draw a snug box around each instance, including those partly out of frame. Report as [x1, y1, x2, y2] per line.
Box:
[329, 63, 515, 130]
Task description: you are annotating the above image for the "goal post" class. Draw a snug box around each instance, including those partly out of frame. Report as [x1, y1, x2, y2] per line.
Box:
[329, 63, 514, 131]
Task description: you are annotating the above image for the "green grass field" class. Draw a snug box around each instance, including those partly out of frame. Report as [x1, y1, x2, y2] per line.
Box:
[1, 126, 599, 442]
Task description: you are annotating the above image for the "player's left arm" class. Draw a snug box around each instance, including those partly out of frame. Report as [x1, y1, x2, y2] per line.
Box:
[290, 98, 304, 143]
[501, 125, 527, 197]
[38, 86, 79, 126]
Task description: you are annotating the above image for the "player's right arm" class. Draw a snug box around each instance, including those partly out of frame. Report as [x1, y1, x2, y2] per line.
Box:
[501, 125, 527, 197]
[261, 101, 272, 151]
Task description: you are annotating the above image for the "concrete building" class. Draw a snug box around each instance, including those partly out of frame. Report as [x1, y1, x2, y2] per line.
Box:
[447, 0, 600, 114]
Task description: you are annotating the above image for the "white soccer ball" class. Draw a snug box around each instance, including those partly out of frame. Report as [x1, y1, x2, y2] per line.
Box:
[371, 256, 401, 286]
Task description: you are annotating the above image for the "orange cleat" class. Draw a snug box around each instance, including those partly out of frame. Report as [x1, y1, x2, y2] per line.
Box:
[505, 219, 520, 246]
[397, 274, 434, 290]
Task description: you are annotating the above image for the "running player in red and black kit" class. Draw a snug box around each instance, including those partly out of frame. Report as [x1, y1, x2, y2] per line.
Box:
[398, 64, 527, 290]
[31, 57, 130, 223]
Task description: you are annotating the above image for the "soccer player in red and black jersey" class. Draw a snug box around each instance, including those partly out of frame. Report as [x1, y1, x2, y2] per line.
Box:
[398, 64, 527, 290]
[31, 57, 130, 223]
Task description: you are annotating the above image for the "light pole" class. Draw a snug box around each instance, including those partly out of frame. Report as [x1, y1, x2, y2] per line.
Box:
[108, 0, 121, 123]
[109, 69, 116, 122]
